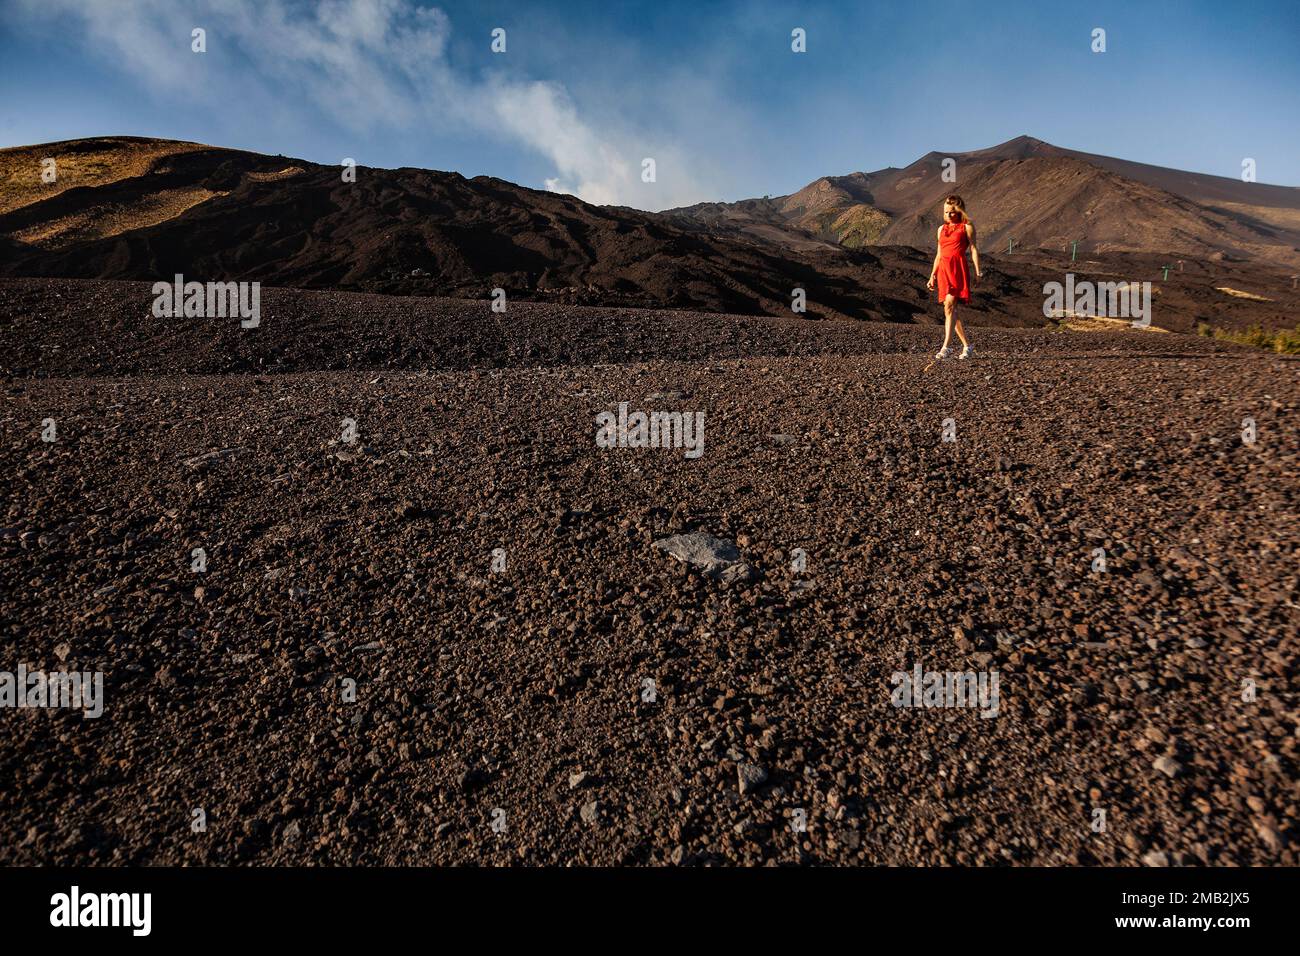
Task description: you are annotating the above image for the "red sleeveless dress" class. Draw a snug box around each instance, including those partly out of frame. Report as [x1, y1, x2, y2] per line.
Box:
[936, 221, 971, 302]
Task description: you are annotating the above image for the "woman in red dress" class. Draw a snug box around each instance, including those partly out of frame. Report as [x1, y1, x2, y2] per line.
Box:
[926, 194, 982, 360]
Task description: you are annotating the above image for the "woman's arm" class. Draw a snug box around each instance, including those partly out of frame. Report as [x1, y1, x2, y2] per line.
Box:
[966, 222, 981, 280]
[926, 226, 942, 289]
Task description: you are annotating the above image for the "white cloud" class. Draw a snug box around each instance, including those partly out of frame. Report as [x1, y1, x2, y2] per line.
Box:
[484, 77, 632, 206]
[14, 0, 713, 209]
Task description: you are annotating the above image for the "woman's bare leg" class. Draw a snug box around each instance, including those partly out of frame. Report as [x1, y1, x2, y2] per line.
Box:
[941, 294, 956, 350]
[953, 307, 970, 348]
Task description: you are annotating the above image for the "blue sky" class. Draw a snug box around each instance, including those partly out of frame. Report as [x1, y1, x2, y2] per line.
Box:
[1, 0, 1297, 209]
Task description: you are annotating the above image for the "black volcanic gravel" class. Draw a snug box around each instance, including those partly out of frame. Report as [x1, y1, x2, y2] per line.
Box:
[0, 277, 1256, 380]
[0, 281, 1296, 866]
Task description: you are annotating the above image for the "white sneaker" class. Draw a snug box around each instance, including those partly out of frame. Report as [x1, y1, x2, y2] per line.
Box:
[959, 345, 974, 360]
[935, 346, 953, 360]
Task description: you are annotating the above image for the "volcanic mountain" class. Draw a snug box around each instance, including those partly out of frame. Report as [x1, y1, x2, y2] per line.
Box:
[0, 136, 933, 324]
[1, 136, 1296, 334]
[665, 136, 1300, 270]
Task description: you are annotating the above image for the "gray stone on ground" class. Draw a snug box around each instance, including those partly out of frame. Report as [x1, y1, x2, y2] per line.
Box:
[737, 762, 768, 795]
[653, 532, 755, 583]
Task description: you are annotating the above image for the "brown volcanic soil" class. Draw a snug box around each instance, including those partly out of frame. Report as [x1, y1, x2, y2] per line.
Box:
[0, 137, 212, 217]
[1, 280, 1297, 866]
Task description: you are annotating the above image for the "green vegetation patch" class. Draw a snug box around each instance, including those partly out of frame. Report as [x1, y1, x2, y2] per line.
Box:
[831, 204, 890, 248]
[1198, 321, 1300, 354]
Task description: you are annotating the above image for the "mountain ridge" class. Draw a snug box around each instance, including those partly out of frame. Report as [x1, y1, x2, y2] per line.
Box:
[1, 135, 1295, 333]
[664, 135, 1300, 269]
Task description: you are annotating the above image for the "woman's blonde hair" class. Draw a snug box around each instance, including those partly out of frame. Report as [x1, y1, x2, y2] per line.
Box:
[943, 194, 971, 225]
